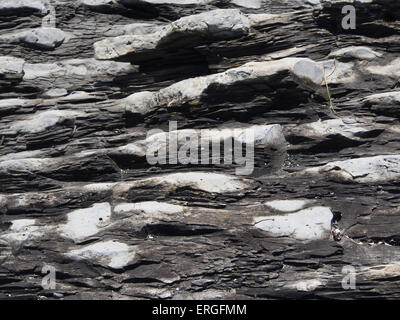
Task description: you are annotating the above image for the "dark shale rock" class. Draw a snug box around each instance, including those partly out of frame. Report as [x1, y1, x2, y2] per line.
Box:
[0, 0, 399, 300]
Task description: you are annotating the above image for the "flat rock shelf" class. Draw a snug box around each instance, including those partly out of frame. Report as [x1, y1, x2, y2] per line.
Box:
[0, 0, 399, 300]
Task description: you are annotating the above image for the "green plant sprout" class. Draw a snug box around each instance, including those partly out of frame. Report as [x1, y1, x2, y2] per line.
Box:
[323, 59, 338, 116]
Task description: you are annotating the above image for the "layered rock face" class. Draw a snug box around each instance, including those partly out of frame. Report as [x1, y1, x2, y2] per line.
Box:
[0, 0, 399, 300]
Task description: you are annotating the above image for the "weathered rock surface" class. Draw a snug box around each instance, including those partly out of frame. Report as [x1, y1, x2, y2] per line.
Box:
[0, 0, 399, 300]
[0, 27, 66, 50]
[94, 9, 251, 62]
[0, 0, 46, 15]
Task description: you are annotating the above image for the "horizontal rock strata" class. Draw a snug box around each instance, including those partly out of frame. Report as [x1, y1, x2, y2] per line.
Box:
[0, 0, 399, 300]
